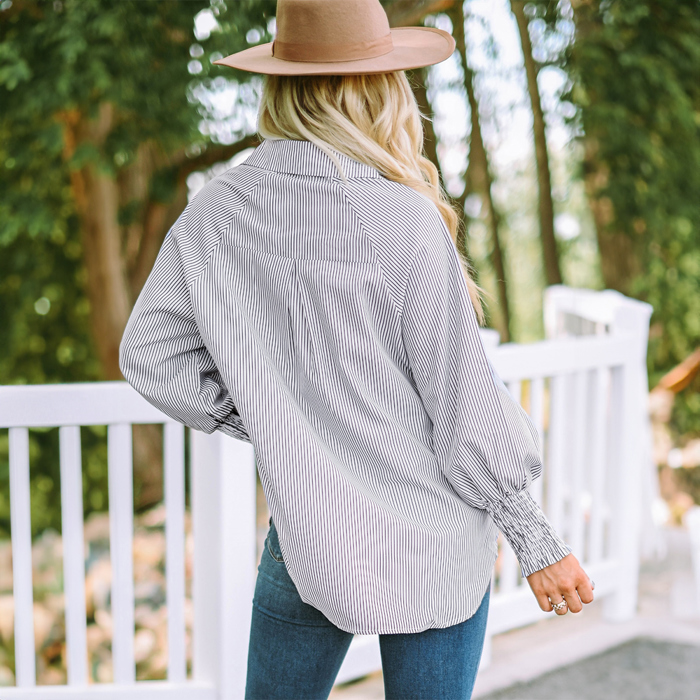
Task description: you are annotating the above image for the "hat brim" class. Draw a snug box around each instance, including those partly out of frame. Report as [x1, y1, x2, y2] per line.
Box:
[212, 27, 455, 76]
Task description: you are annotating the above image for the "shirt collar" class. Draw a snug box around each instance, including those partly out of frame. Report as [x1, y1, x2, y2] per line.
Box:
[243, 138, 384, 180]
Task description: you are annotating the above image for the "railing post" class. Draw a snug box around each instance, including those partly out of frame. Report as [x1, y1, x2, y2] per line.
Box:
[192, 430, 257, 700]
[602, 354, 642, 621]
[59, 425, 89, 687]
[603, 302, 653, 620]
[684, 506, 700, 613]
[107, 423, 136, 684]
[600, 300, 652, 621]
[9, 427, 36, 687]
[164, 422, 187, 684]
[611, 301, 662, 562]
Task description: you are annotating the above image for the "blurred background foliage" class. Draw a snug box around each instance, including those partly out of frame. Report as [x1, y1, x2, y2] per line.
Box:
[564, 0, 700, 432]
[1, 0, 699, 535]
[0, 0, 275, 536]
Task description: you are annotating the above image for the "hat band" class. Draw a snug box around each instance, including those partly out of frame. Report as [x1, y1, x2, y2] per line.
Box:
[272, 33, 393, 63]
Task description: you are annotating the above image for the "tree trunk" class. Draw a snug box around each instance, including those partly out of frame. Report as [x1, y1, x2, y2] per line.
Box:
[582, 139, 642, 292]
[450, 1, 511, 341]
[120, 142, 191, 300]
[511, 0, 562, 287]
[570, 0, 642, 294]
[64, 103, 132, 381]
[410, 69, 441, 179]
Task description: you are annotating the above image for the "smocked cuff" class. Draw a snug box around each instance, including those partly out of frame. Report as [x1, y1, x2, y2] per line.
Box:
[486, 489, 572, 578]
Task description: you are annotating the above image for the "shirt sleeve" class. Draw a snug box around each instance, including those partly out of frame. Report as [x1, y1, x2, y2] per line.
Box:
[119, 227, 251, 443]
[401, 217, 571, 578]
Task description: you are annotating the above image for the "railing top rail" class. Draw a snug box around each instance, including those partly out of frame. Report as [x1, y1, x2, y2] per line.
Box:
[488, 332, 637, 380]
[544, 285, 653, 328]
[0, 381, 175, 429]
[0, 333, 639, 429]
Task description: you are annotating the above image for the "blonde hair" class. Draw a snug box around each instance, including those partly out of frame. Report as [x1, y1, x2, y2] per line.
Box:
[257, 72, 486, 325]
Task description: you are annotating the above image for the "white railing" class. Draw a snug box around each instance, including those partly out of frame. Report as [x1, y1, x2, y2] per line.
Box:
[543, 284, 665, 562]
[1, 383, 256, 699]
[476, 284, 654, 668]
[0, 285, 655, 697]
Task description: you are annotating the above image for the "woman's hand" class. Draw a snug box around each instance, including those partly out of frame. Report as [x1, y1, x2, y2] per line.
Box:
[525, 552, 594, 615]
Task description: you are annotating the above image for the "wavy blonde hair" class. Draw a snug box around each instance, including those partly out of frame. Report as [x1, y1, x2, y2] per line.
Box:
[257, 71, 486, 325]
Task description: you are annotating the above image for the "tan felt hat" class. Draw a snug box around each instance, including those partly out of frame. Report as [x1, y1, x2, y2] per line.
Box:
[212, 0, 456, 76]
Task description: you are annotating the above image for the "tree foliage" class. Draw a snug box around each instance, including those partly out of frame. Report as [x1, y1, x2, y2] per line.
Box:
[0, 0, 273, 383]
[0, 0, 274, 533]
[565, 0, 700, 433]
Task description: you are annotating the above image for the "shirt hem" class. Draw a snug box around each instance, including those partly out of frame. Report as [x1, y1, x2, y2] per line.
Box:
[310, 557, 496, 636]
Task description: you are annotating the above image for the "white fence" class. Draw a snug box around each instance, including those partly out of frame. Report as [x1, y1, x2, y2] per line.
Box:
[0, 285, 656, 698]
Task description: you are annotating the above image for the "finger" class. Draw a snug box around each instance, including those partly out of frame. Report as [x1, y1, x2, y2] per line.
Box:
[535, 590, 554, 612]
[563, 589, 582, 613]
[577, 577, 595, 604]
[549, 596, 568, 615]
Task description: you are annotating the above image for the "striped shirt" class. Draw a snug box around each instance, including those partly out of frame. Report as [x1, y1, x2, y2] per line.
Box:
[119, 137, 572, 635]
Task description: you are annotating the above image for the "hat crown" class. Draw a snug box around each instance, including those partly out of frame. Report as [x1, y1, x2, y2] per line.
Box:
[274, 0, 393, 63]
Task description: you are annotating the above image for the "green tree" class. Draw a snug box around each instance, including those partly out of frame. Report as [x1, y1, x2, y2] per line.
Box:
[565, 0, 700, 433]
[1, 0, 272, 382]
[0, 0, 272, 518]
[511, 0, 563, 288]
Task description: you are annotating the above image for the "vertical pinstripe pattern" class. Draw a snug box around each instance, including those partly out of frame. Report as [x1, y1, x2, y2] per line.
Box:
[119, 138, 571, 635]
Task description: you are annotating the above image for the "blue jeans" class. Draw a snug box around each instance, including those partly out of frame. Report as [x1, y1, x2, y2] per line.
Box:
[245, 517, 491, 700]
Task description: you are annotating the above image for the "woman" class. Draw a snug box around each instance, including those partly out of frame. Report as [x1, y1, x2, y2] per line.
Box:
[119, 0, 595, 698]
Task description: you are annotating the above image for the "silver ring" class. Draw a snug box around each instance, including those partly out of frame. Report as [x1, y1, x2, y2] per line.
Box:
[550, 598, 568, 612]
